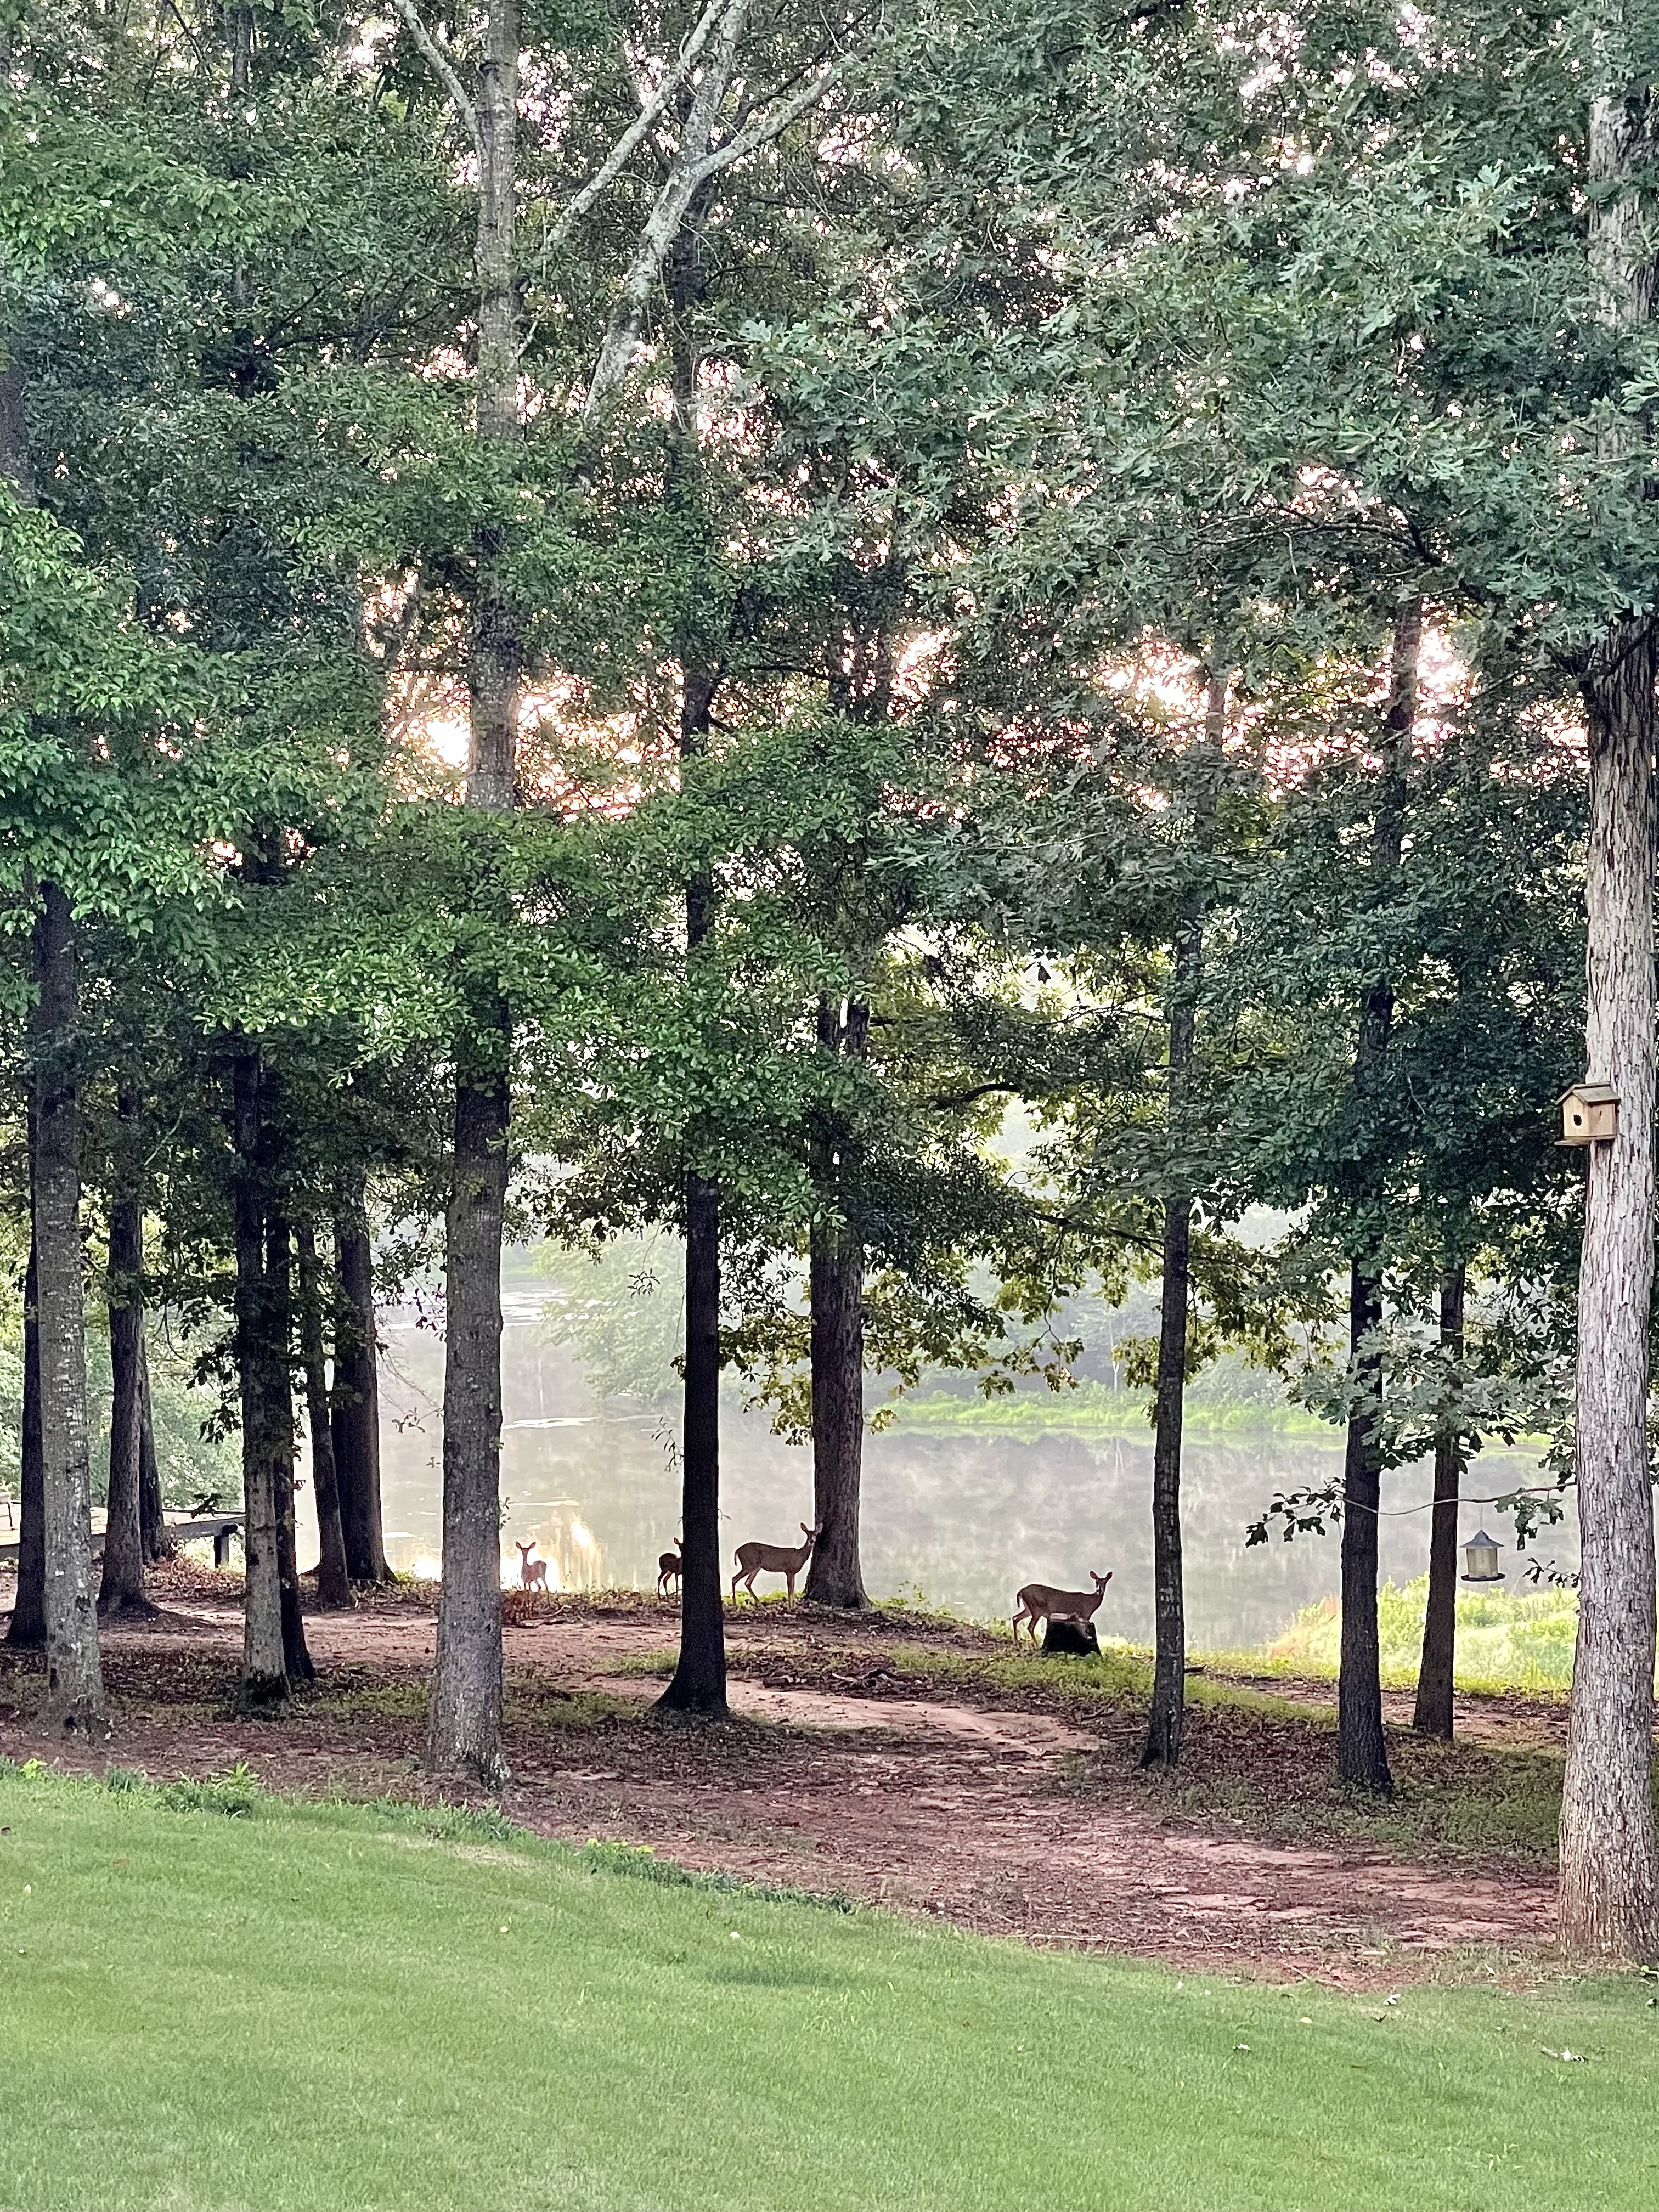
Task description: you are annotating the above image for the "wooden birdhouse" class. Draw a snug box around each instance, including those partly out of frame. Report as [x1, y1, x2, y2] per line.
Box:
[1558, 1081, 1620, 1148]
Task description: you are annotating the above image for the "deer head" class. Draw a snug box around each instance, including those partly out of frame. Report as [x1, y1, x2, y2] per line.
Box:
[1091, 1569, 1112, 1592]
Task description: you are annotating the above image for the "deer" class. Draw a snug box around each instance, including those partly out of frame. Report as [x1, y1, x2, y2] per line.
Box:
[1012, 1568, 1111, 1645]
[731, 1523, 821, 1601]
[656, 1538, 682, 1598]
[515, 1540, 549, 1597]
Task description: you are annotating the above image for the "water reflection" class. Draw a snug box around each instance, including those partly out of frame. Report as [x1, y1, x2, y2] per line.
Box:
[295, 1289, 1577, 1650]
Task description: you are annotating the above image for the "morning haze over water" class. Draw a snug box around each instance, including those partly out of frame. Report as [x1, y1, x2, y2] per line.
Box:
[288, 1276, 1573, 1651]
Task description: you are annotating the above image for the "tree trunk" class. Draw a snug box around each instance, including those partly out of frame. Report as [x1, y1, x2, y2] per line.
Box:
[233, 1046, 286, 1706]
[1413, 1264, 1466, 1740]
[31, 882, 103, 1733]
[267, 1209, 313, 1683]
[1143, 1186, 1191, 1768]
[806, 1215, 867, 1609]
[805, 997, 870, 1610]
[659, 1169, 728, 1714]
[1557, 25, 1659, 1967]
[296, 1222, 353, 1609]
[1336, 600, 1420, 1795]
[98, 1094, 151, 1619]
[426, 0, 520, 1785]
[6, 1237, 46, 1647]
[1142, 672, 1223, 1769]
[330, 1192, 387, 1583]
[137, 1340, 171, 1561]
[427, 1049, 509, 1779]
[1338, 1262, 1391, 1790]
[1560, 616, 1659, 1960]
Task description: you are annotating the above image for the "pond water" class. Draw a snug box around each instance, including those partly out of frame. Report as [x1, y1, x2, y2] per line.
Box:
[297, 1286, 1577, 1652]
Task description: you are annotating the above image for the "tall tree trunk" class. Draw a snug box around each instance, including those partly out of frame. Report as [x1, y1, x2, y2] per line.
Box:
[660, 1168, 727, 1713]
[1142, 671, 1223, 1769]
[1558, 26, 1659, 1967]
[1560, 618, 1659, 1958]
[1413, 1264, 1466, 1740]
[6, 1236, 46, 1647]
[137, 1340, 171, 1562]
[428, 1048, 509, 1778]
[233, 1046, 286, 1706]
[805, 998, 870, 1610]
[426, 0, 520, 1782]
[267, 1209, 313, 1684]
[656, 221, 728, 1716]
[1336, 600, 1420, 1795]
[296, 1222, 352, 1610]
[1144, 1177, 1192, 1768]
[32, 882, 103, 1731]
[330, 1190, 387, 1583]
[3, 327, 47, 1655]
[98, 1091, 150, 1619]
[1338, 1262, 1390, 1789]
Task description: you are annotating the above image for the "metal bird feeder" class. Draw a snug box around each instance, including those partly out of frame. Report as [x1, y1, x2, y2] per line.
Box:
[1462, 1527, 1505, 1584]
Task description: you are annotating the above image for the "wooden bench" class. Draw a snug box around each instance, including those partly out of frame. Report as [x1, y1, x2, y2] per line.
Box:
[0, 1511, 245, 1569]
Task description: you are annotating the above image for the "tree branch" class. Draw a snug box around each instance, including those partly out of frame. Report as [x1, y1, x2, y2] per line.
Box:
[388, 0, 480, 157]
[555, 0, 732, 242]
[688, 46, 855, 187]
[583, 0, 749, 417]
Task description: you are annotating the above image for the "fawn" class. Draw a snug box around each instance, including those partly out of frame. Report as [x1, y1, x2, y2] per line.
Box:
[657, 1539, 682, 1597]
[731, 1522, 821, 1600]
[515, 1540, 549, 1596]
[1012, 1568, 1111, 1645]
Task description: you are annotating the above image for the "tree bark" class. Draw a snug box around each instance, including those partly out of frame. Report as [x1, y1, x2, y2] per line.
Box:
[296, 1222, 353, 1609]
[266, 1209, 313, 1684]
[1338, 1262, 1391, 1790]
[427, 1048, 509, 1779]
[1142, 672, 1223, 1769]
[233, 1046, 286, 1706]
[805, 998, 870, 1610]
[137, 1340, 171, 1561]
[1557, 29, 1659, 1967]
[659, 1169, 728, 1713]
[6, 1237, 46, 1647]
[656, 225, 728, 1716]
[1144, 1184, 1192, 1769]
[1560, 616, 1659, 1960]
[98, 1091, 151, 1619]
[330, 1191, 387, 1583]
[1336, 600, 1420, 1795]
[1412, 1264, 1466, 1740]
[426, 0, 520, 1783]
[31, 882, 103, 1732]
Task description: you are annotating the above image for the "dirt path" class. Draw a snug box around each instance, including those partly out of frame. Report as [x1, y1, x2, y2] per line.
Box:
[0, 1570, 1559, 1984]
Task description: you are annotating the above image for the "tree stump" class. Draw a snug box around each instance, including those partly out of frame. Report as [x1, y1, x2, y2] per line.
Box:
[1041, 1618, 1099, 1657]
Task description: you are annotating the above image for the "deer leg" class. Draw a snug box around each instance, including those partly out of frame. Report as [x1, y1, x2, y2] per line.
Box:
[786, 1571, 796, 1596]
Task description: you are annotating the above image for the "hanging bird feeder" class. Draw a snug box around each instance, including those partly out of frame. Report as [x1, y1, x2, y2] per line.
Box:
[1462, 1527, 1505, 1584]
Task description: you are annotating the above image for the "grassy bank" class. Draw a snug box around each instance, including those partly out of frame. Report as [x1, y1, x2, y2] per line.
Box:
[4, 1766, 1653, 2211]
[1231, 1578, 1582, 1695]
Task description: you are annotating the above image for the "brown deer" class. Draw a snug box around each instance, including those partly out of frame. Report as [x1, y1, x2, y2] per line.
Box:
[731, 1523, 821, 1601]
[656, 1539, 682, 1598]
[1012, 1568, 1111, 1645]
[515, 1540, 549, 1597]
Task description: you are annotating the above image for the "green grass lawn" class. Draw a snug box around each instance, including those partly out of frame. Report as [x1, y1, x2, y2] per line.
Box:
[1, 1766, 1655, 2212]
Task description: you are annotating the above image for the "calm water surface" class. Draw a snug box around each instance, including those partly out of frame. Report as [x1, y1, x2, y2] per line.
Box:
[297, 1287, 1576, 1651]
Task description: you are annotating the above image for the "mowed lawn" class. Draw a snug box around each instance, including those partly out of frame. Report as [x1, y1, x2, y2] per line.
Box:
[0, 1769, 1655, 2212]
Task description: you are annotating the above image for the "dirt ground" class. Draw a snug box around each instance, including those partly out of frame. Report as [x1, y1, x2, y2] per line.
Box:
[0, 1562, 1561, 1987]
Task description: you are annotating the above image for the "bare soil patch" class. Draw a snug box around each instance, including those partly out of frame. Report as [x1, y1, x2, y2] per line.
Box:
[0, 1564, 1559, 1985]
